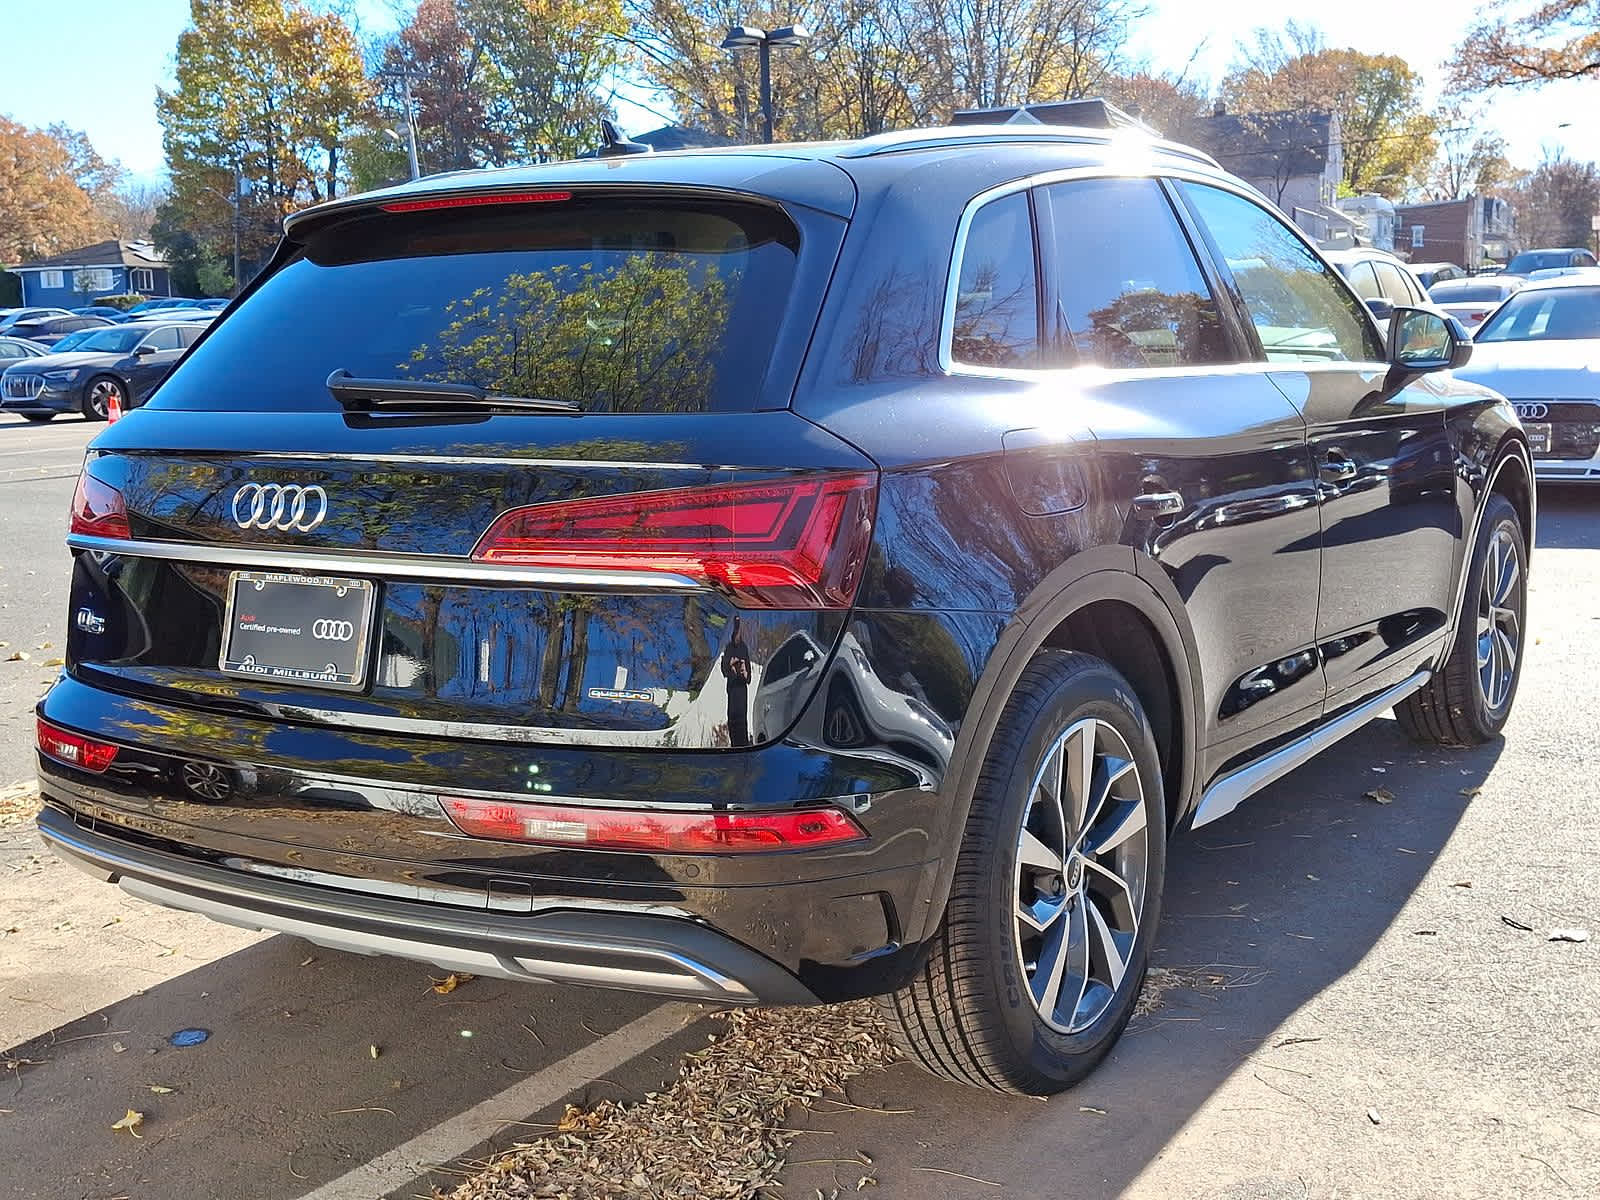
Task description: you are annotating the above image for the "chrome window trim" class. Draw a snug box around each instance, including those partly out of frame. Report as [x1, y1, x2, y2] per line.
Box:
[65, 533, 703, 593]
[939, 166, 1390, 380]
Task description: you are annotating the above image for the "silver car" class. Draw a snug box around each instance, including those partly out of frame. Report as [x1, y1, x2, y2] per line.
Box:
[1428, 276, 1526, 333]
[1454, 275, 1600, 482]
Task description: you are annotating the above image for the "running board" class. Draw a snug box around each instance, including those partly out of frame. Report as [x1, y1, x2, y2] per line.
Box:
[1191, 669, 1432, 830]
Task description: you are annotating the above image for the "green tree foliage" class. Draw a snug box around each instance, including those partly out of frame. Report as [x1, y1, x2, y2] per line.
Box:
[377, 0, 624, 172]
[623, 0, 1142, 142]
[156, 0, 371, 284]
[410, 258, 733, 412]
[1223, 24, 1437, 197]
[1451, 1, 1600, 91]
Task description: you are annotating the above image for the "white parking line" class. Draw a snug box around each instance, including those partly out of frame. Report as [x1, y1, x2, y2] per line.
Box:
[294, 1002, 695, 1200]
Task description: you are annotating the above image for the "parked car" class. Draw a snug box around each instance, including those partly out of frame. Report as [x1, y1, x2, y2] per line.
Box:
[1410, 262, 1465, 289]
[1506, 247, 1599, 275]
[0, 336, 47, 373]
[6, 314, 115, 346]
[34, 123, 1532, 1096]
[1322, 247, 1436, 333]
[196, 298, 230, 310]
[34, 327, 100, 355]
[1454, 275, 1600, 482]
[71, 306, 128, 319]
[120, 297, 201, 318]
[1526, 265, 1600, 282]
[0, 306, 69, 332]
[1428, 276, 1527, 332]
[0, 320, 207, 421]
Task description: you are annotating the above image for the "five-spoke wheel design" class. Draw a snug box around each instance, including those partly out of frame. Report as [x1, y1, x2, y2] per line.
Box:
[1477, 524, 1521, 712]
[1013, 717, 1149, 1035]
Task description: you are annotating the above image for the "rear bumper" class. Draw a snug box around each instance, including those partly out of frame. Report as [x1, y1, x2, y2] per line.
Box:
[38, 804, 819, 1005]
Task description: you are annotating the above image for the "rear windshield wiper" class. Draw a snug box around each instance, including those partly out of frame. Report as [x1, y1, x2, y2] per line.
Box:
[326, 370, 582, 414]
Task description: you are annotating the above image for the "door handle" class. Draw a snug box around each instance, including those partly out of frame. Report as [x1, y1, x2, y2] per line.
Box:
[1130, 490, 1184, 518]
[1319, 451, 1358, 483]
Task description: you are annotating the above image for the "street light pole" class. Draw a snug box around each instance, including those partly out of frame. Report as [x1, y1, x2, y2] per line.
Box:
[231, 163, 241, 298]
[720, 23, 810, 144]
[398, 72, 421, 181]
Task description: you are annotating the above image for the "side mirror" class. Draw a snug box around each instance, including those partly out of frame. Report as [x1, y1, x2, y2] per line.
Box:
[1364, 297, 1395, 322]
[133, 343, 156, 356]
[1387, 306, 1472, 373]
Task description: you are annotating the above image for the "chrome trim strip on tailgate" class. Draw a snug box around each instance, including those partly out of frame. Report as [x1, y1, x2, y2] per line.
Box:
[65, 534, 703, 592]
[1192, 669, 1432, 829]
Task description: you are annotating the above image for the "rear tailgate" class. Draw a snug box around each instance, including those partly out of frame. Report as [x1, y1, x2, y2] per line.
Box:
[57, 178, 878, 861]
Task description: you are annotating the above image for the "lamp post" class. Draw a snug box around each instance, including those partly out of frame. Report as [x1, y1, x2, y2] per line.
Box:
[719, 23, 809, 143]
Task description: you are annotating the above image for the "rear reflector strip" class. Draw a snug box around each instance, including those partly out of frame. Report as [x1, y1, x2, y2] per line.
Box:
[440, 795, 866, 853]
[379, 191, 573, 213]
[69, 471, 131, 540]
[37, 718, 118, 773]
[471, 473, 878, 610]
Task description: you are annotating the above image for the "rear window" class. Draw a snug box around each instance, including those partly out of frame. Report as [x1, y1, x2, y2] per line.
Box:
[153, 197, 800, 414]
[1432, 284, 1514, 303]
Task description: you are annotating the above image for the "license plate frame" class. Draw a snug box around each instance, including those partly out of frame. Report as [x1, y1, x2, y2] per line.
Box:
[220, 571, 377, 691]
[1526, 422, 1552, 455]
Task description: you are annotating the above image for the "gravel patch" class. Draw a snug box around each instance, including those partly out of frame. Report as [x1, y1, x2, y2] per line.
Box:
[441, 1001, 898, 1200]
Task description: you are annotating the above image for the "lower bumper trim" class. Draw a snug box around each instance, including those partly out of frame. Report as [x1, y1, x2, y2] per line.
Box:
[37, 805, 818, 1006]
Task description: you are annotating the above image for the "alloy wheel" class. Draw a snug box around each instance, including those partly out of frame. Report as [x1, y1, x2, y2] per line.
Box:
[1013, 717, 1149, 1035]
[1477, 525, 1521, 712]
[87, 378, 122, 419]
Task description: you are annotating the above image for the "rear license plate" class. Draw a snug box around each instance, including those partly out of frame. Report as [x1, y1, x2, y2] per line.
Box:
[1526, 423, 1551, 455]
[220, 572, 376, 690]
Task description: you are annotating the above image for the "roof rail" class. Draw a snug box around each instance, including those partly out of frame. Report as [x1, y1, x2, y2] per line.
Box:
[837, 124, 1220, 169]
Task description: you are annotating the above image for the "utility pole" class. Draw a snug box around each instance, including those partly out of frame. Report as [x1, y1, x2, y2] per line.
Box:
[231, 163, 242, 298]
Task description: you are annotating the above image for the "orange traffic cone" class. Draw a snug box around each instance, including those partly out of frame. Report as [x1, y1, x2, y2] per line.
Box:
[107, 390, 123, 423]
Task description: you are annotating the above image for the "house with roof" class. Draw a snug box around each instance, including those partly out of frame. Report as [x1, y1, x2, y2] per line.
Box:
[1196, 107, 1358, 248]
[9, 240, 172, 308]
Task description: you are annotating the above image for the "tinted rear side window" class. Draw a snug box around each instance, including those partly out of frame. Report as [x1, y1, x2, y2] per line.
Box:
[153, 197, 800, 413]
[1041, 178, 1229, 369]
[950, 192, 1039, 368]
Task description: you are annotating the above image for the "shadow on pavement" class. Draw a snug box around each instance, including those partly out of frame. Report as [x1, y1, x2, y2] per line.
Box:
[782, 716, 1504, 1199]
[1529, 484, 1595, 550]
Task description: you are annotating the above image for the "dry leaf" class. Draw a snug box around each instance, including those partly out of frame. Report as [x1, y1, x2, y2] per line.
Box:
[369, 1044, 380, 1059]
[1078, 1105, 1107, 1115]
[1549, 928, 1590, 944]
[431, 972, 475, 995]
[1501, 915, 1534, 932]
[5, 652, 28, 663]
[112, 1109, 145, 1137]
[40, 658, 64, 668]
[1363, 788, 1394, 805]
[1460, 786, 1482, 797]
[149, 1086, 174, 1095]
[111, 1042, 126, 1054]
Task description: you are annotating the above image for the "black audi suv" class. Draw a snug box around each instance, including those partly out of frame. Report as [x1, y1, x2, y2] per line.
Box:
[36, 120, 1532, 1096]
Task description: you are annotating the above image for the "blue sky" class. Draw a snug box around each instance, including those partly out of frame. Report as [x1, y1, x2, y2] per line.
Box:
[0, 0, 1594, 183]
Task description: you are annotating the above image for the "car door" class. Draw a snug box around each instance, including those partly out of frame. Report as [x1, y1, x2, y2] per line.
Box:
[124, 326, 185, 403]
[1177, 182, 1460, 705]
[1029, 176, 1324, 752]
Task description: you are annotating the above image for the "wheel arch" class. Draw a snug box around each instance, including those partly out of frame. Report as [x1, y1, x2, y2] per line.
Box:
[910, 549, 1202, 945]
[1441, 434, 1535, 658]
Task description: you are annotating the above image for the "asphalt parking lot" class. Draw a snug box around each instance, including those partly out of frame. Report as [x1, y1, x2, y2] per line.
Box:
[1, 411, 1595, 1199]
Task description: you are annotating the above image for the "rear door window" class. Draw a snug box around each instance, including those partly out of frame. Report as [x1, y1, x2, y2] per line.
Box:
[949, 192, 1040, 368]
[1345, 261, 1382, 300]
[1039, 177, 1230, 370]
[1180, 183, 1382, 363]
[152, 196, 801, 413]
[1373, 261, 1416, 306]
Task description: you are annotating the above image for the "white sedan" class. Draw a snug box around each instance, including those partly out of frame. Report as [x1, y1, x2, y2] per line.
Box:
[1428, 276, 1525, 333]
[1454, 276, 1600, 483]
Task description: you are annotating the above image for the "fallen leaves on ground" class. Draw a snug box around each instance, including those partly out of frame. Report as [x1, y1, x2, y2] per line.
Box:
[1363, 787, 1395, 805]
[430, 972, 475, 995]
[440, 1001, 897, 1200]
[111, 1109, 145, 1137]
[0, 782, 40, 829]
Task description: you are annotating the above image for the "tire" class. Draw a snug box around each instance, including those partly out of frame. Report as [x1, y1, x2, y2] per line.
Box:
[1397, 493, 1526, 746]
[82, 375, 125, 421]
[20, 413, 55, 423]
[883, 649, 1167, 1095]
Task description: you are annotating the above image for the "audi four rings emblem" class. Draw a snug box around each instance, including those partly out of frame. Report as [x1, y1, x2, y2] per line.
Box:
[312, 619, 355, 642]
[231, 482, 328, 532]
[1514, 402, 1550, 420]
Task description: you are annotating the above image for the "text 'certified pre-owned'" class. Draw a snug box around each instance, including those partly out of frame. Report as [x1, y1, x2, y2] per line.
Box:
[231, 483, 328, 532]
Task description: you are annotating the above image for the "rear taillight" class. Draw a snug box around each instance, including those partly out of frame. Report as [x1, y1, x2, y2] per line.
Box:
[472, 473, 878, 610]
[441, 796, 866, 853]
[37, 718, 118, 773]
[69, 471, 130, 539]
[379, 190, 572, 213]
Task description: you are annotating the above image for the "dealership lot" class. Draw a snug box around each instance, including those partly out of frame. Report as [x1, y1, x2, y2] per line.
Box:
[1, 414, 1595, 1199]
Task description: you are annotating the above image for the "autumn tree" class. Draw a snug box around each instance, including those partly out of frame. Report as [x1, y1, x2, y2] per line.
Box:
[1425, 106, 1512, 199]
[1450, 0, 1600, 91]
[1507, 156, 1600, 246]
[1100, 70, 1212, 144]
[0, 118, 112, 264]
[156, 0, 371, 285]
[1222, 25, 1437, 196]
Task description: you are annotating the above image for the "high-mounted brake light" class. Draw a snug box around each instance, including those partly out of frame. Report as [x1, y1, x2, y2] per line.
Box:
[379, 190, 573, 213]
[441, 795, 866, 854]
[69, 471, 130, 540]
[37, 718, 119, 773]
[471, 473, 878, 610]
